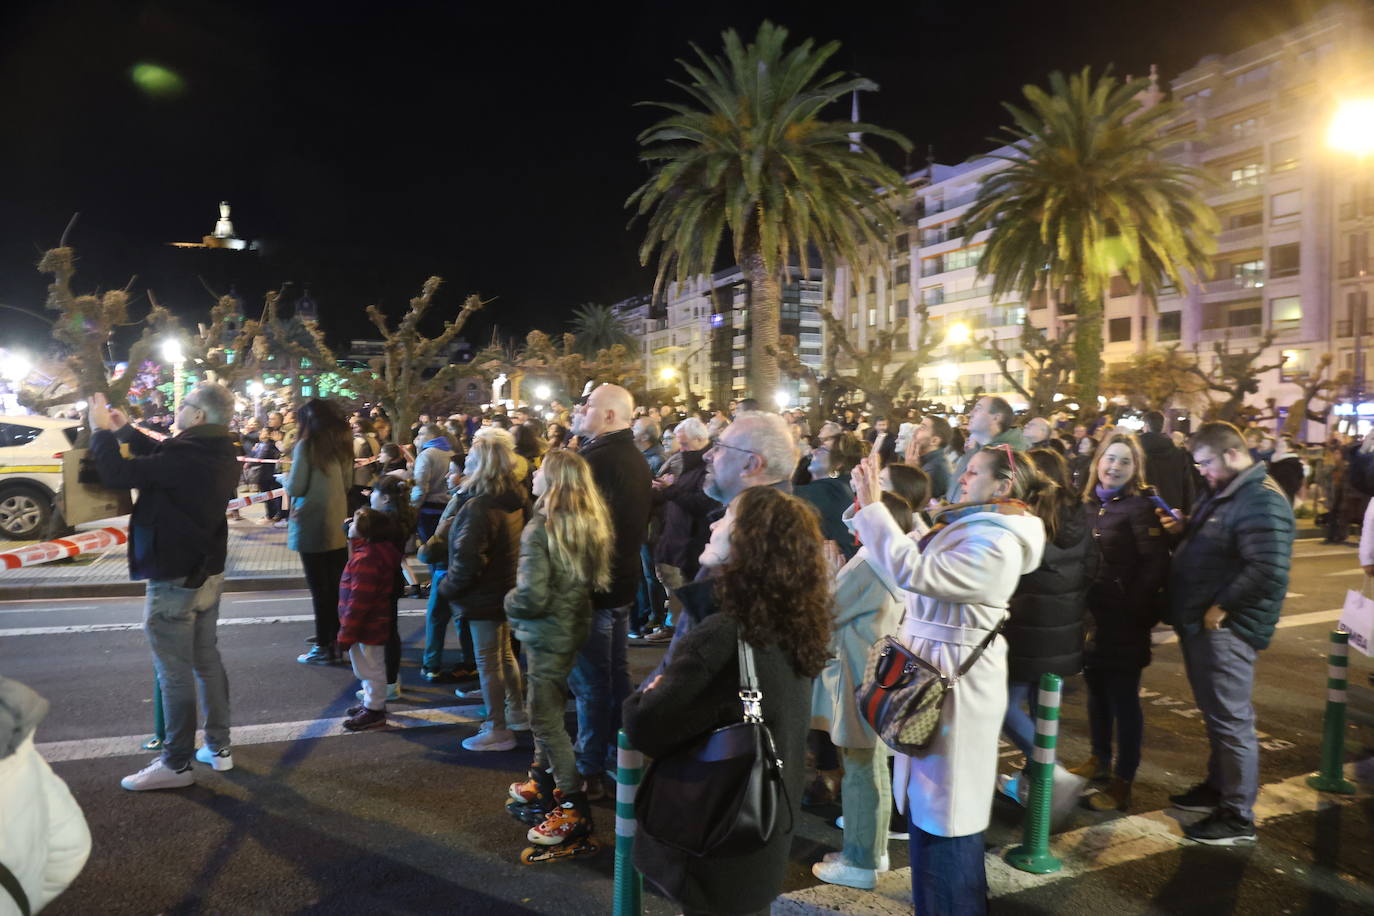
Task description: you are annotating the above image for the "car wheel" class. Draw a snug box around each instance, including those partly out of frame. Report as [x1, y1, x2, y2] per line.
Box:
[0, 486, 53, 540]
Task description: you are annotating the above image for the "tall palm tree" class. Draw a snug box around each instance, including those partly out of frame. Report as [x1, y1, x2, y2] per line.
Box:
[570, 302, 634, 356]
[628, 21, 911, 399]
[961, 67, 1218, 411]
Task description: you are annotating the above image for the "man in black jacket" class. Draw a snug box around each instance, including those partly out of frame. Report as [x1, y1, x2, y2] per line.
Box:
[87, 386, 242, 792]
[863, 415, 897, 466]
[1139, 410, 1196, 513]
[568, 384, 652, 796]
[1159, 421, 1294, 847]
[646, 417, 716, 642]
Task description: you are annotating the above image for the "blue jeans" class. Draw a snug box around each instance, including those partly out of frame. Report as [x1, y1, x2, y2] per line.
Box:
[1084, 666, 1144, 781]
[908, 818, 987, 916]
[421, 568, 474, 673]
[633, 545, 666, 633]
[1180, 628, 1260, 821]
[1003, 680, 1036, 757]
[569, 603, 631, 777]
[144, 574, 231, 771]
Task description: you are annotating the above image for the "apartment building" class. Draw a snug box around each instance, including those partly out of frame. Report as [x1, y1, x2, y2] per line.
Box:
[614, 266, 825, 408]
[826, 3, 1374, 433]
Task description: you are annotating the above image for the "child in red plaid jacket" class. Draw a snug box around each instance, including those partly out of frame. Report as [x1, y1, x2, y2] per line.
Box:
[338, 508, 402, 731]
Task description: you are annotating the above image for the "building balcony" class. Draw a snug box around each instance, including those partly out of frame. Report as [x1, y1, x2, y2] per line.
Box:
[1338, 259, 1371, 280]
[1337, 319, 1372, 338]
[1202, 277, 1265, 296]
[1200, 324, 1263, 342]
[1338, 200, 1374, 221]
[1215, 223, 1264, 247]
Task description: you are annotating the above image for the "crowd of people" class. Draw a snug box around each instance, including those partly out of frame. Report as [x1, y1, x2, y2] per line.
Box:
[14, 381, 1317, 915]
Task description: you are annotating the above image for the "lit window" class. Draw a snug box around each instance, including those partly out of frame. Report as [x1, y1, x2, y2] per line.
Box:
[1234, 259, 1265, 287]
[1272, 295, 1302, 324]
[1230, 163, 1263, 188]
[1271, 190, 1301, 224]
[868, 308, 877, 327]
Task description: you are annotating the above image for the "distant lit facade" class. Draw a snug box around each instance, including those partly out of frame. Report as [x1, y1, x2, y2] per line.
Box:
[615, 266, 824, 408]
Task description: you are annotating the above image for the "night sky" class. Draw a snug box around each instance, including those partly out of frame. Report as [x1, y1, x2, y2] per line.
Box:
[0, 0, 1319, 355]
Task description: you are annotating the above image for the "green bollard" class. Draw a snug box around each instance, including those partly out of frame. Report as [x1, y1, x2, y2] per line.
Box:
[141, 672, 165, 751]
[1307, 630, 1357, 794]
[1006, 672, 1064, 874]
[613, 730, 644, 916]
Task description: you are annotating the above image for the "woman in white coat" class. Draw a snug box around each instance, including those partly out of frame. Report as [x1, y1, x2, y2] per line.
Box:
[851, 445, 1048, 914]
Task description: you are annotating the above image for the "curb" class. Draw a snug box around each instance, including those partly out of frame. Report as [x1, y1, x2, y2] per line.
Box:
[0, 575, 306, 601]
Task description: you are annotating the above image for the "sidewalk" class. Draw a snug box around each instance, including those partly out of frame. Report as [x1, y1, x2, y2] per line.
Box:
[0, 503, 304, 599]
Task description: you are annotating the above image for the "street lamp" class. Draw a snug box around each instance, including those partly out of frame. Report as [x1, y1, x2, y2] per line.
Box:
[945, 322, 972, 346]
[774, 389, 790, 409]
[161, 339, 186, 412]
[534, 384, 551, 401]
[0, 351, 32, 383]
[659, 366, 678, 382]
[247, 379, 264, 418]
[1328, 98, 1374, 404]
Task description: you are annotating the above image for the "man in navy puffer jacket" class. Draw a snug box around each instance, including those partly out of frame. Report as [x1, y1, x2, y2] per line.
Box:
[1159, 421, 1294, 848]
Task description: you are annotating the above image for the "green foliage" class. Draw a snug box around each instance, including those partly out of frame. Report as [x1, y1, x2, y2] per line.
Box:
[627, 20, 910, 397]
[570, 303, 634, 356]
[961, 67, 1219, 409]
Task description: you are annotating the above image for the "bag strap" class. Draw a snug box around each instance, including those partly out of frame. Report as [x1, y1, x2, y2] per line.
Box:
[0, 860, 30, 916]
[950, 617, 1007, 684]
[737, 637, 764, 724]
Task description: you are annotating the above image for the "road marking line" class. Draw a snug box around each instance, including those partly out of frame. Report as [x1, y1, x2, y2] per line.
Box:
[0, 609, 426, 637]
[1152, 609, 1344, 646]
[0, 605, 98, 615]
[1324, 568, 1367, 577]
[776, 764, 1372, 915]
[228, 597, 311, 604]
[36, 704, 483, 763]
[1293, 548, 1359, 559]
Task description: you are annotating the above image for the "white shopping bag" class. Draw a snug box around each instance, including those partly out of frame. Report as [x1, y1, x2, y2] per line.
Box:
[1340, 578, 1374, 657]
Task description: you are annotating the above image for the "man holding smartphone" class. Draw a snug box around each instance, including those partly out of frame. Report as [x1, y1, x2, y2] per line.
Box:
[87, 385, 242, 791]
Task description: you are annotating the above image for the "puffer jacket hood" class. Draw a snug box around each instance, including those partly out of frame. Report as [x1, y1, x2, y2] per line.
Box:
[0, 676, 48, 759]
[948, 509, 1046, 577]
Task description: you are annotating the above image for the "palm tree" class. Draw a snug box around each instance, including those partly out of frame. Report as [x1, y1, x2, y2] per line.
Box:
[570, 302, 634, 356]
[628, 21, 911, 399]
[961, 67, 1218, 412]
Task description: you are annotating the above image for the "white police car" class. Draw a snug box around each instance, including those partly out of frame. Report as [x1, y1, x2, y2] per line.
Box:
[0, 416, 82, 539]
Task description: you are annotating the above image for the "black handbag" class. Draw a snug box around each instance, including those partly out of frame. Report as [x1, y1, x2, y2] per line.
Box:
[634, 638, 792, 857]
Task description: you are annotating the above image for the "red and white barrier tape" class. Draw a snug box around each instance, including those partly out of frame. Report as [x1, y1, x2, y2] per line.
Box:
[0, 526, 129, 570]
[0, 488, 289, 571]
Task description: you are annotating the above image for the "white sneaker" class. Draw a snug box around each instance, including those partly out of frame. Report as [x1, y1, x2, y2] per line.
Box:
[461, 724, 516, 752]
[272, 520, 288, 528]
[812, 856, 878, 889]
[121, 758, 194, 791]
[822, 849, 889, 872]
[194, 746, 234, 772]
[356, 683, 402, 702]
[507, 713, 531, 732]
[454, 688, 483, 701]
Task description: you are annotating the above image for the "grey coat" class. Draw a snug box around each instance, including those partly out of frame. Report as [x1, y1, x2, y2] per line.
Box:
[504, 513, 595, 656]
[285, 441, 352, 554]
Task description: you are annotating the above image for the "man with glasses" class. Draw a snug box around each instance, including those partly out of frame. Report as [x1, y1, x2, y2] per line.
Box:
[1157, 421, 1294, 846]
[87, 385, 242, 791]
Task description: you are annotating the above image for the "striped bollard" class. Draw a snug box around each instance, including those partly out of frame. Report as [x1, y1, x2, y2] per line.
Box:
[1306, 630, 1357, 795]
[141, 672, 165, 751]
[1005, 672, 1063, 874]
[613, 730, 644, 916]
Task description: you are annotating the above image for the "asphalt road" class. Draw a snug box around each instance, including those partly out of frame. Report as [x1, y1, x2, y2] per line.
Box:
[3, 539, 1373, 915]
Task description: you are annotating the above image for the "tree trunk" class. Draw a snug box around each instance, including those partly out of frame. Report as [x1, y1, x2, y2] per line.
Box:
[742, 248, 781, 401]
[1073, 286, 1104, 417]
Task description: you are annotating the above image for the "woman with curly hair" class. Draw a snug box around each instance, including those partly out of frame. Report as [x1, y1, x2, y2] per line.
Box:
[623, 485, 831, 916]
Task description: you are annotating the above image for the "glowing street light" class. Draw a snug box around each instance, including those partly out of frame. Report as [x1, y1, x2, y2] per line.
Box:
[0, 351, 32, 383]
[659, 366, 678, 382]
[945, 322, 972, 347]
[534, 384, 551, 401]
[937, 362, 959, 384]
[774, 390, 791, 409]
[1328, 98, 1374, 157]
[161, 339, 186, 411]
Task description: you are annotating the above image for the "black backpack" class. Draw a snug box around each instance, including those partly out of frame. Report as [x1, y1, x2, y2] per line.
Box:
[1346, 444, 1374, 498]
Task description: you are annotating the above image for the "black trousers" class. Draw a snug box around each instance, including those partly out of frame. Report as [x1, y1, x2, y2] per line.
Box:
[385, 596, 401, 683]
[300, 548, 347, 646]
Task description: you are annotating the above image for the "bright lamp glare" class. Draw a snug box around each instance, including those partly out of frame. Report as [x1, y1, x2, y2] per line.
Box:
[247, 381, 264, 397]
[0, 351, 32, 382]
[161, 339, 185, 363]
[659, 367, 677, 381]
[937, 362, 959, 383]
[534, 384, 551, 401]
[1328, 99, 1374, 156]
[774, 390, 790, 408]
[946, 323, 971, 346]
